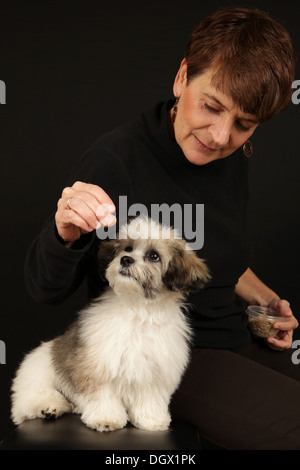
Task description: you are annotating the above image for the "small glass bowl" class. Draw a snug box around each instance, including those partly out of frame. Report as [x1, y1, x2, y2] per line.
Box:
[246, 305, 287, 339]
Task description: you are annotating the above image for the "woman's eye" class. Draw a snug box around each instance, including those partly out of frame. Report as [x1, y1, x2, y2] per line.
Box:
[147, 251, 160, 262]
[204, 99, 252, 132]
[124, 246, 133, 252]
[204, 103, 219, 114]
[236, 121, 250, 132]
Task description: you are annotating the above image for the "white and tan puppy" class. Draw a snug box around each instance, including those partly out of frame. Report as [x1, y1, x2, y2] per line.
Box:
[11, 216, 210, 432]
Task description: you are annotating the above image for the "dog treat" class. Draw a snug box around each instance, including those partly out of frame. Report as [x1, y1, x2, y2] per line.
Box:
[246, 305, 286, 339]
[248, 316, 278, 338]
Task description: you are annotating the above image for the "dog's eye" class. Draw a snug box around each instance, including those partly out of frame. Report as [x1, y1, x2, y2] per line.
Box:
[124, 246, 133, 253]
[147, 250, 160, 262]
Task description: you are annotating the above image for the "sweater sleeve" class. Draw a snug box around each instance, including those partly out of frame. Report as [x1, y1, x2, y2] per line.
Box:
[24, 217, 97, 304]
[24, 143, 133, 304]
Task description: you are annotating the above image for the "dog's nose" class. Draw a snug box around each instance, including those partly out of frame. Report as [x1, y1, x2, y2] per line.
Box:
[120, 256, 134, 267]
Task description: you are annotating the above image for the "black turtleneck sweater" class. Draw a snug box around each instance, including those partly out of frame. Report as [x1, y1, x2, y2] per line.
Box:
[25, 100, 252, 349]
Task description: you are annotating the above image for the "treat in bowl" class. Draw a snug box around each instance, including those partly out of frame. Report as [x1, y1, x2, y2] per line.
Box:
[246, 305, 288, 339]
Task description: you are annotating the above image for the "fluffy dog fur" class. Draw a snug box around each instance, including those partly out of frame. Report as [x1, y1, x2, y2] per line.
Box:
[11, 216, 210, 432]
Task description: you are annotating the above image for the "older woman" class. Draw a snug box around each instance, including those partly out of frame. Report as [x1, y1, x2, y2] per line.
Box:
[25, 8, 299, 448]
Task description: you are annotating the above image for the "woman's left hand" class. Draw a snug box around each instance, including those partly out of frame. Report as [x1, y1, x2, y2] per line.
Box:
[266, 299, 298, 351]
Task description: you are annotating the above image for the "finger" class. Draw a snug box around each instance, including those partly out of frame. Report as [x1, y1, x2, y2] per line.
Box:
[67, 191, 106, 222]
[267, 331, 293, 350]
[267, 337, 292, 351]
[63, 196, 100, 230]
[276, 330, 289, 341]
[96, 204, 114, 222]
[64, 208, 96, 233]
[61, 186, 73, 197]
[61, 190, 113, 226]
[273, 317, 299, 331]
[96, 202, 116, 216]
[62, 184, 116, 225]
[270, 299, 292, 316]
[72, 181, 115, 211]
[98, 213, 117, 227]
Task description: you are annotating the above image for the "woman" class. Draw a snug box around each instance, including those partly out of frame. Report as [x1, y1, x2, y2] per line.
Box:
[25, 8, 299, 449]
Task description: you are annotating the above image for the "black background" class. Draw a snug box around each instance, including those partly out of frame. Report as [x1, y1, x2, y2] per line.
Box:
[0, 0, 299, 440]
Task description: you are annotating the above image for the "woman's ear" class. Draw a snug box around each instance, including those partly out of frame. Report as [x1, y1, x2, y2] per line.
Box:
[173, 58, 187, 97]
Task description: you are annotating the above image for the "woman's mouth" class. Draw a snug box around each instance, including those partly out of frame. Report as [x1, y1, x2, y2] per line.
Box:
[193, 135, 216, 153]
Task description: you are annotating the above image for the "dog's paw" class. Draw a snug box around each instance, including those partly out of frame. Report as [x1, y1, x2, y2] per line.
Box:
[134, 420, 170, 431]
[129, 410, 171, 431]
[39, 407, 57, 420]
[36, 392, 73, 421]
[83, 419, 127, 432]
[81, 407, 128, 432]
[11, 390, 73, 424]
[80, 399, 128, 432]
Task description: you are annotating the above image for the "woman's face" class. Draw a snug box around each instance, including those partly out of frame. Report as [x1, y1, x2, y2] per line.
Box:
[172, 60, 259, 165]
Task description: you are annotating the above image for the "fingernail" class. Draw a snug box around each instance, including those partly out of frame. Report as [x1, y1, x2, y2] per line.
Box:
[96, 205, 106, 218]
[101, 214, 112, 225]
[95, 221, 102, 230]
[101, 214, 116, 226]
[102, 203, 115, 213]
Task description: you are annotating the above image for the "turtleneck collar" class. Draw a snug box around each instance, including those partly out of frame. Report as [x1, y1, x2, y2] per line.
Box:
[139, 99, 243, 171]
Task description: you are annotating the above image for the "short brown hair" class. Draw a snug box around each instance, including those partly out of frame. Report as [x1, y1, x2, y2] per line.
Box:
[185, 8, 296, 122]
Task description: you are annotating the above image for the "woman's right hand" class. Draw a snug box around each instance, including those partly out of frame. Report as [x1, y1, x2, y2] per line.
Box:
[55, 181, 116, 243]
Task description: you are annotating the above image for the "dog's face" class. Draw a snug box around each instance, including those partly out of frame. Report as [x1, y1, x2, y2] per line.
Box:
[98, 217, 210, 299]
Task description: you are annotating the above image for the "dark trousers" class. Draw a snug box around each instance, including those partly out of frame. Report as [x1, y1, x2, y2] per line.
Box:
[170, 339, 300, 449]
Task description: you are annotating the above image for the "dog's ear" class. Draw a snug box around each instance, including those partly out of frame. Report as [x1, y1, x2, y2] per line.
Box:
[163, 240, 211, 294]
[97, 239, 118, 282]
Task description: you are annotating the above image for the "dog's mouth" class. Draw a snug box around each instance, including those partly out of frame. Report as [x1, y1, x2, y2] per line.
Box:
[119, 267, 135, 279]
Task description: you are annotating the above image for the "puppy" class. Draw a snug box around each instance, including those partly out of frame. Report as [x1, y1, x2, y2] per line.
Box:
[11, 216, 210, 432]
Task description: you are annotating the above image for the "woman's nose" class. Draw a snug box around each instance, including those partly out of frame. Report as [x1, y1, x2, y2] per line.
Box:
[209, 119, 231, 147]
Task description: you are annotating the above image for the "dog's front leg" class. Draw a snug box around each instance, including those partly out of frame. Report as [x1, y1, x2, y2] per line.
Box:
[128, 386, 171, 431]
[77, 382, 128, 432]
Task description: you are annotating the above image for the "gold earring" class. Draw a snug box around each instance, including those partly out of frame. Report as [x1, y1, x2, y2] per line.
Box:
[243, 140, 253, 157]
[171, 97, 180, 123]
